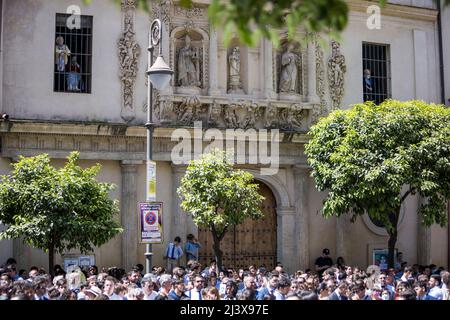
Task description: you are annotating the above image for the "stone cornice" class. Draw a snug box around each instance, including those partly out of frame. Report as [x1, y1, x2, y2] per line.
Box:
[347, 0, 438, 22]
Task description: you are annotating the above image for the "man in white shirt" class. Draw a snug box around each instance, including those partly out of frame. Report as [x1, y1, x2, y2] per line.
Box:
[274, 278, 291, 300]
[428, 275, 444, 300]
[142, 277, 158, 300]
[185, 275, 205, 300]
[103, 276, 122, 300]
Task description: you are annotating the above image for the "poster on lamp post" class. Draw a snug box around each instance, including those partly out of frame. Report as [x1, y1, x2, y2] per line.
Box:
[139, 201, 163, 244]
[147, 160, 156, 201]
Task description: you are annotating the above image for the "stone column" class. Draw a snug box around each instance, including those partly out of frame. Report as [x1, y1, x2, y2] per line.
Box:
[417, 196, 431, 265]
[120, 160, 142, 271]
[307, 39, 320, 104]
[277, 207, 296, 274]
[209, 26, 220, 96]
[293, 165, 310, 270]
[172, 164, 187, 242]
[336, 216, 349, 263]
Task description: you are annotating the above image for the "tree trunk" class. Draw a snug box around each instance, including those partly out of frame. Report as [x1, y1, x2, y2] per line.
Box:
[48, 242, 55, 277]
[211, 224, 227, 274]
[386, 208, 400, 268]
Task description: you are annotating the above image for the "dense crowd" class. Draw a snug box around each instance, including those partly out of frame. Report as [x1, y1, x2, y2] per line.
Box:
[1, 253, 449, 300]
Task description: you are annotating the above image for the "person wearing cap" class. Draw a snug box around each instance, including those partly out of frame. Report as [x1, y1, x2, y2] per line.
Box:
[315, 248, 333, 276]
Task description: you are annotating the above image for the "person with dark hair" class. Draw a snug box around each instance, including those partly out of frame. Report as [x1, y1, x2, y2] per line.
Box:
[428, 274, 443, 300]
[164, 236, 183, 272]
[238, 288, 256, 300]
[168, 278, 189, 300]
[274, 277, 291, 300]
[328, 281, 348, 300]
[398, 288, 416, 300]
[299, 290, 319, 300]
[315, 248, 333, 276]
[185, 234, 201, 265]
[256, 272, 279, 300]
[88, 265, 98, 276]
[414, 281, 436, 300]
[223, 280, 238, 300]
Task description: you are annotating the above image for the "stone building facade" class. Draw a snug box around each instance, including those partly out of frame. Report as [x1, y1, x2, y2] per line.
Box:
[0, 0, 449, 273]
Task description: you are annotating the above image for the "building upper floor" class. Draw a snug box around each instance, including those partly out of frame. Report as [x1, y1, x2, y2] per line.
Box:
[0, 0, 448, 131]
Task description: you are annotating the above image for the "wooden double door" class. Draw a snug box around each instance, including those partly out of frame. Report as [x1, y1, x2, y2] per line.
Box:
[198, 181, 277, 270]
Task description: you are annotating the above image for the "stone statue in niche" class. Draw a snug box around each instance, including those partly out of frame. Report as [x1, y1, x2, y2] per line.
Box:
[55, 36, 71, 72]
[178, 35, 200, 87]
[279, 44, 300, 94]
[228, 47, 243, 93]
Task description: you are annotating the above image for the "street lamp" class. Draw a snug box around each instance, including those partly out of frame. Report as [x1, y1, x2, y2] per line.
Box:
[145, 18, 173, 274]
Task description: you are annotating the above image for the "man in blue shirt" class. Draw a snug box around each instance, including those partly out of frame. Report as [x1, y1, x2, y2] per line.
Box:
[185, 234, 201, 264]
[164, 236, 183, 272]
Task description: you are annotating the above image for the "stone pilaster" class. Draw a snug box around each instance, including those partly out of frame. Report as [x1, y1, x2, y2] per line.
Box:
[120, 160, 142, 271]
[413, 29, 429, 101]
[172, 164, 187, 242]
[277, 207, 296, 274]
[263, 38, 275, 99]
[336, 216, 350, 263]
[208, 26, 220, 96]
[307, 40, 320, 104]
[293, 165, 310, 270]
[417, 195, 431, 265]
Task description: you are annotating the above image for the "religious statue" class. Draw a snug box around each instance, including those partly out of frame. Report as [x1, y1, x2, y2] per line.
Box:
[328, 40, 347, 109]
[279, 44, 300, 93]
[228, 47, 242, 93]
[178, 35, 200, 87]
[55, 36, 71, 72]
[224, 104, 239, 128]
[67, 56, 81, 91]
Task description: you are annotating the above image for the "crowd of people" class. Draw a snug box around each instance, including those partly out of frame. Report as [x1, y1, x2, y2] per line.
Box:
[1, 245, 449, 301]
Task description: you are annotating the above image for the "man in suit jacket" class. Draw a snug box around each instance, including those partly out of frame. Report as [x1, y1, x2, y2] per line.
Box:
[328, 282, 348, 300]
[414, 281, 437, 300]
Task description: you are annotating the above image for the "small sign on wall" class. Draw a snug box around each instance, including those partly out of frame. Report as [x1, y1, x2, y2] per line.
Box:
[63, 255, 95, 271]
[139, 201, 163, 244]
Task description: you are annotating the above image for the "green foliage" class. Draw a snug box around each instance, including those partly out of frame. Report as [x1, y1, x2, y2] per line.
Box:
[305, 100, 450, 231]
[0, 152, 122, 255]
[177, 149, 264, 236]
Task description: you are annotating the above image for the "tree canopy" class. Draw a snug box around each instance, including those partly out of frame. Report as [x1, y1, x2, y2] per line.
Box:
[305, 100, 450, 267]
[177, 149, 264, 270]
[0, 152, 122, 273]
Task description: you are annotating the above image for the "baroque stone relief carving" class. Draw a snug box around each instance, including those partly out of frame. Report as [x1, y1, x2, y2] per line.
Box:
[174, 5, 205, 18]
[174, 96, 203, 125]
[208, 100, 222, 127]
[311, 40, 329, 123]
[118, 0, 140, 122]
[279, 104, 304, 131]
[328, 40, 346, 110]
[151, 0, 172, 25]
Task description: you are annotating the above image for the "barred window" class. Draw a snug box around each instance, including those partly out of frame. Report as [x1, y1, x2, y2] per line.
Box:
[362, 43, 391, 105]
[54, 14, 93, 94]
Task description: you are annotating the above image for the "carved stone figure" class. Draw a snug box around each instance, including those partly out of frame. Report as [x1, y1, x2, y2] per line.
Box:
[328, 41, 347, 109]
[224, 104, 239, 128]
[279, 44, 300, 93]
[178, 35, 200, 87]
[209, 101, 222, 126]
[228, 47, 243, 93]
[55, 36, 71, 72]
[280, 104, 303, 131]
[175, 96, 201, 125]
[118, 9, 140, 122]
[241, 102, 260, 129]
[311, 40, 328, 123]
[265, 103, 279, 128]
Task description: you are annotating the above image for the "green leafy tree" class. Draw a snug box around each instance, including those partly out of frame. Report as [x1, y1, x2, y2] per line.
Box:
[305, 100, 450, 268]
[83, 0, 448, 46]
[0, 152, 122, 275]
[177, 150, 264, 272]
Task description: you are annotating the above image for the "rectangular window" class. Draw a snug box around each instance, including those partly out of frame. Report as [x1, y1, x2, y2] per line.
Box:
[54, 14, 93, 94]
[362, 42, 391, 105]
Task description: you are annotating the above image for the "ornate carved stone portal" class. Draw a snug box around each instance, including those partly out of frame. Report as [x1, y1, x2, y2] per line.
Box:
[118, 0, 140, 122]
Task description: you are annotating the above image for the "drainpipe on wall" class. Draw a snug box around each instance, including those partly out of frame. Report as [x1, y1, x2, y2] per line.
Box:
[437, 0, 446, 105]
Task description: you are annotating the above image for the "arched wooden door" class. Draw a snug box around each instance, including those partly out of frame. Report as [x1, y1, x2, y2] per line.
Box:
[198, 181, 277, 269]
